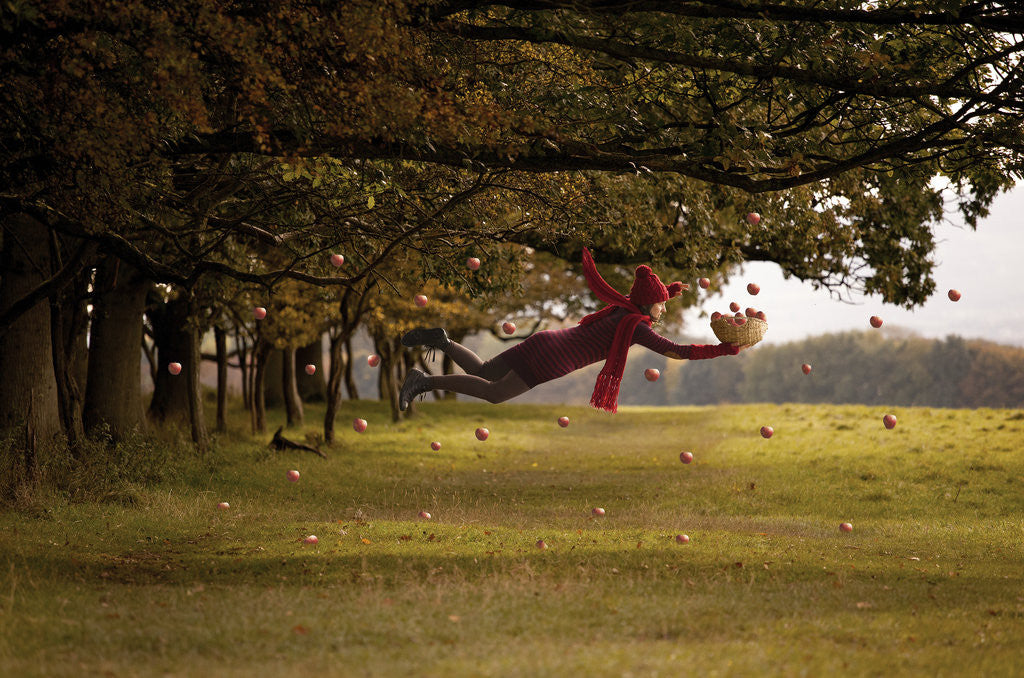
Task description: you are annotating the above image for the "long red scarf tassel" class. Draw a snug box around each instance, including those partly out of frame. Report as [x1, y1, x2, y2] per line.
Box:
[590, 373, 622, 413]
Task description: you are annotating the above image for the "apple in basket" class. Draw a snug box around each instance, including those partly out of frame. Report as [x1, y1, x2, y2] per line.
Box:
[745, 307, 757, 317]
[711, 311, 723, 321]
[755, 311, 767, 321]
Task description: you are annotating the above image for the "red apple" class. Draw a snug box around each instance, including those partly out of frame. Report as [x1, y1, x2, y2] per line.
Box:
[592, 507, 606, 517]
[711, 311, 723, 321]
[287, 469, 300, 483]
[304, 364, 316, 376]
[254, 306, 267, 320]
[217, 501, 230, 510]
[418, 511, 432, 520]
[475, 427, 489, 441]
[760, 425, 774, 439]
[882, 414, 897, 430]
[430, 441, 442, 451]
[698, 277, 710, 289]
[839, 522, 853, 533]
[557, 416, 569, 428]
[466, 257, 481, 271]
[747, 282, 760, 295]
[870, 316, 883, 328]
[679, 451, 693, 464]
[167, 362, 182, 375]
[745, 307, 757, 317]
[303, 535, 318, 544]
[948, 289, 961, 302]
[502, 321, 516, 335]
[536, 539, 548, 550]
[755, 311, 767, 321]
[353, 418, 367, 433]
[746, 212, 761, 225]
[729, 302, 740, 313]
[367, 354, 380, 367]
[801, 363, 812, 375]
[675, 534, 690, 544]
[644, 368, 660, 382]
[414, 294, 428, 307]
[734, 317, 746, 325]
[330, 253, 345, 267]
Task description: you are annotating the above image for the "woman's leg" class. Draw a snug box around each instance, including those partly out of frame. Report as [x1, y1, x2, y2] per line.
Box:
[441, 340, 487, 375]
[426, 369, 530, 404]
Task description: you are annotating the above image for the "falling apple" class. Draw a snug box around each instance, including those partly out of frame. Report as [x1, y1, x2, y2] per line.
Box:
[254, 307, 267, 320]
[502, 321, 516, 335]
[475, 427, 489, 441]
[367, 354, 380, 367]
[303, 535, 318, 544]
[801, 363, 812, 375]
[698, 277, 710, 289]
[675, 534, 690, 544]
[839, 522, 853, 533]
[557, 416, 570, 428]
[330, 253, 345, 267]
[729, 301, 740, 313]
[870, 316, 883, 328]
[746, 212, 761, 225]
[536, 539, 548, 550]
[168, 362, 182, 375]
[304, 364, 316, 376]
[760, 425, 774, 439]
[883, 414, 897, 430]
[430, 441, 442, 451]
[466, 257, 481, 271]
[747, 283, 760, 295]
[948, 289, 961, 302]
[644, 368, 660, 382]
[592, 507, 606, 517]
[414, 294, 428, 307]
[217, 502, 230, 510]
[418, 511, 432, 520]
[353, 418, 368, 433]
[679, 451, 693, 464]
[287, 469, 300, 483]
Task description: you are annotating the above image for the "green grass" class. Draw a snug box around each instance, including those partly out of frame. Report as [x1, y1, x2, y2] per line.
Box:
[2, 400, 1023, 677]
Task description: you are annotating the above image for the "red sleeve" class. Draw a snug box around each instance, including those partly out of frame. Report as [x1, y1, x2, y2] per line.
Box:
[632, 324, 739, 359]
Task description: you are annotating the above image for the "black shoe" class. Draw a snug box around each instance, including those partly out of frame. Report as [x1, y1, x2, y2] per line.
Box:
[399, 368, 431, 412]
[401, 327, 450, 350]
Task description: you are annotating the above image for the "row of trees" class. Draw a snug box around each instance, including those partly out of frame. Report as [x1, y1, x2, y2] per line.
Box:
[3, 1, 1024, 499]
[607, 330, 1024, 409]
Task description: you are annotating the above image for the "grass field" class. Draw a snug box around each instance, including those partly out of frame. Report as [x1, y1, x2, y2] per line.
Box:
[2, 400, 1023, 677]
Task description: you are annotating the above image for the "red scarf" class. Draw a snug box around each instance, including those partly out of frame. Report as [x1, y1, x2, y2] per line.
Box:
[579, 247, 651, 413]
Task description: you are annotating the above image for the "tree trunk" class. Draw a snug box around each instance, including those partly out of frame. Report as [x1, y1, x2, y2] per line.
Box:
[83, 255, 149, 440]
[236, 330, 251, 410]
[324, 331, 344, 445]
[296, 338, 325, 402]
[251, 336, 271, 434]
[375, 335, 404, 422]
[343, 335, 359, 400]
[214, 325, 228, 432]
[282, 345, 304, 427]
[263, 348, 284, 408]
[147, 294, 191, 422]
[0, 213, 62, 497]
[185, 292, 209, 453]
[50, 236, 92, 450]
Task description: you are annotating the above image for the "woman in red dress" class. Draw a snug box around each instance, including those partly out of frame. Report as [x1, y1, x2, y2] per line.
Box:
[399, 248, 743, 413]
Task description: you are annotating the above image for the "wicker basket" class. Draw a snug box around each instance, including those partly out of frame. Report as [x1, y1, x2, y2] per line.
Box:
[711, 316, 767, 346]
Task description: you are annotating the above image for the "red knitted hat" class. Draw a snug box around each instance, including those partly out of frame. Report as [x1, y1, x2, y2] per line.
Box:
[628, 265, 685, 306]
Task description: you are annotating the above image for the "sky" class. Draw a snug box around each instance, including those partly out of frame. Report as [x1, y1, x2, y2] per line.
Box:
[680, 185, 1024, 348]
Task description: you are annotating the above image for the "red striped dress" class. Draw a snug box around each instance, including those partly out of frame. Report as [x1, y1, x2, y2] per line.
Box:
[500, 307, 739, 388]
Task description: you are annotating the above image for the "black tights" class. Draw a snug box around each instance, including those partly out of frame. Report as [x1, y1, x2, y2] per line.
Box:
[425, 341, 530, 404]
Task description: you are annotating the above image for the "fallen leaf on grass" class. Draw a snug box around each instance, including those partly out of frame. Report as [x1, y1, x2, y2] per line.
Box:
[856, 601, 873, 609]
[448, 615, 460, 622]
[292, 624, 309, 635]
[361, 538, 372, 545]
